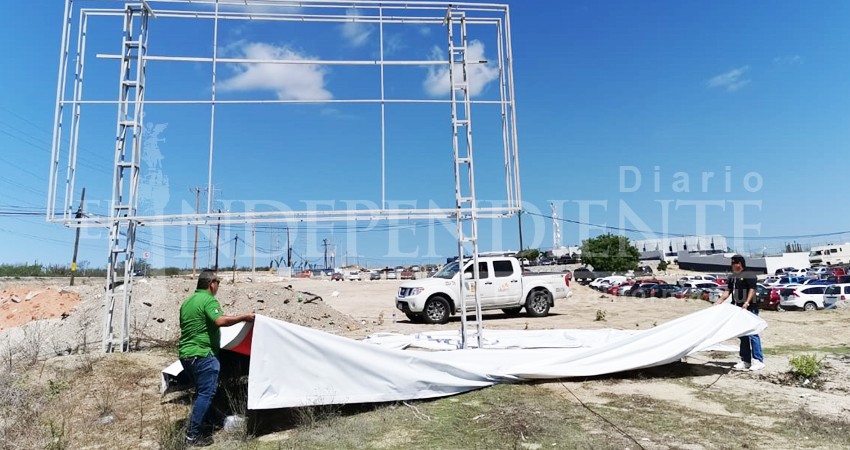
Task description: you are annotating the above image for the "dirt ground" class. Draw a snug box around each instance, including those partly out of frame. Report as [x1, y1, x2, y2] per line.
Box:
[3, 271, 850, 448]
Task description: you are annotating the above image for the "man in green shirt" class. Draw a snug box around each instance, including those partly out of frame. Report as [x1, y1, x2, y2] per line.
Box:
[179, 270, 254, 447]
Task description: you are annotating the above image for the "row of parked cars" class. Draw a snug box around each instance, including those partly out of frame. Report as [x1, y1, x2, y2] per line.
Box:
[757, 265, 850, 311]
[587, 276, 721, 300]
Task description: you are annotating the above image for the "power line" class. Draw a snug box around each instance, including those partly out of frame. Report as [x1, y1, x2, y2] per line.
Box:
[522, 210, 850, 241]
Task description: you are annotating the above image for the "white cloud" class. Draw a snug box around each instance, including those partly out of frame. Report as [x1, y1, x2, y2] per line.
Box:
[218, 42, 332, 101]
[341, 10, 374, 47]
[423, 40, 500, 97]
[707, 66, 751, 92]
[773, 55, 802, 66]
[382, 33, 405, 57]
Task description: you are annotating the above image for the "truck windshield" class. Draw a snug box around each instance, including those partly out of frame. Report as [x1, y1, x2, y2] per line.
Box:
[433, 261, 460, 279]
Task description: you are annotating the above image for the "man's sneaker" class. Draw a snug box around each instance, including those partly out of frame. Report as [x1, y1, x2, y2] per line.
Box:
[185, 435, 214, 447]
[733, 360, 751, 371]
[749, 360, 766, 372]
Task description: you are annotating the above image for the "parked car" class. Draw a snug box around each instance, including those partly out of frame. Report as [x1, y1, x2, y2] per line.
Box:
[681, 281, 722, 290]
[825, 275, 850, 284]
[386, 269, 397, 280]
[677, 275, 717, 286]
[774, 266, 796, 275]
[572, 267, 595, 282]
[824, 283, 850, 308]
[779, 285, 828, 311]
[331, 272, 344, 281]
[400, 269, 416, 280]
[755, 284, 779, 310]
[630, 283, 659, 298]
[369, 271, 382, 280]
[650, 284, 680, 298]
[346, 270, 362, 281]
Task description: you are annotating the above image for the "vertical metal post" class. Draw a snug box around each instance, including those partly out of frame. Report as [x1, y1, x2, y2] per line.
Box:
[446, 9, 483, 349]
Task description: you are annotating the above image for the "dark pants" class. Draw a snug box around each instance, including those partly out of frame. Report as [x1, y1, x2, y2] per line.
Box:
[181, 355, 220, 439]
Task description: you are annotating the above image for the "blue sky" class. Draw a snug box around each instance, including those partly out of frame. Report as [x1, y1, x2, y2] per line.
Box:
[1, 1, 849, 269]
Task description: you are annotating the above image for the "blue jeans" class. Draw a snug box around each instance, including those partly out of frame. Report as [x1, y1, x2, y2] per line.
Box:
[739, 305, 764, 363]
[181, 355, 220, 439]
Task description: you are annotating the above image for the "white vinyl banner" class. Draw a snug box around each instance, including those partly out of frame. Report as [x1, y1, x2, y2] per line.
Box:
[246, 304, 766, 409]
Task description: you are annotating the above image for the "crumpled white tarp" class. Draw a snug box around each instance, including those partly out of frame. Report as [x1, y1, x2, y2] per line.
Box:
[246, 304, 765, 409]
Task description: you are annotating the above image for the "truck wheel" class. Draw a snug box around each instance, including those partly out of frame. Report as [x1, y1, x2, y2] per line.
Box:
[501, 307, 523, 316]
[526, 290, 551, 317]
[423, 296, 450, 324]
[804, 302, 817, 311]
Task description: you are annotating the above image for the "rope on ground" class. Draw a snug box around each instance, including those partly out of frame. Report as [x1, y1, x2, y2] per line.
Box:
[402, 401, 431, 421]
[559, 383, 647, 450]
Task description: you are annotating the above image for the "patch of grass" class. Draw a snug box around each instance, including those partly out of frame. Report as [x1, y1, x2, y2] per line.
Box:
[772, 407, 850, 447]
[272, 384, 639, 450]
[692, 388, 773, 418]
[600, 392, 773, 449]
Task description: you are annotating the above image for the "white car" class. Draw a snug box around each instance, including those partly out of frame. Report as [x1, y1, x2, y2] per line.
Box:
[779, 285, 828, 311]
[386, 270, 397, 280]
[677, 275, 717, 286]
[346, 270, 362, 281]
[789, 268, 810, 277]
[824, 283, 850, 308]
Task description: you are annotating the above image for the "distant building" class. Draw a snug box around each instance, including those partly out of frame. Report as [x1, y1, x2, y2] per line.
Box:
[631, 235, 728, 262]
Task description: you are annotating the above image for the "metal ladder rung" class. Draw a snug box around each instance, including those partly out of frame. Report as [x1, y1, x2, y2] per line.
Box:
[117, 161, 138, 168]
[125, 40, 141, 48]
[111, 247, 127, 254]
[119, 120, 138, 128]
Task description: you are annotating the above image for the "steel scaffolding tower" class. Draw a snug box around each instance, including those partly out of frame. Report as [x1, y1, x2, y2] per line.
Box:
[101, 4, 150, 352]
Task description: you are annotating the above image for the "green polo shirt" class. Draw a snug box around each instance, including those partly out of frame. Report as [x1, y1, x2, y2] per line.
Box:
[178, 289, 224, 358]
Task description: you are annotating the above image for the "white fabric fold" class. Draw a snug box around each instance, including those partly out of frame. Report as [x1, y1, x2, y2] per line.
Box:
[246, 304, 765, 409]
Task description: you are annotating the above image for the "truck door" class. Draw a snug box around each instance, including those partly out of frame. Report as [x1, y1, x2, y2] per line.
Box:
[463, 261, 497, 310]
[489, 259, 522, 306]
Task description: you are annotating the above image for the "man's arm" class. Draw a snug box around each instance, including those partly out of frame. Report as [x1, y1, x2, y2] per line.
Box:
[214, 313, 255, 327]
[713, 290, 731, 305]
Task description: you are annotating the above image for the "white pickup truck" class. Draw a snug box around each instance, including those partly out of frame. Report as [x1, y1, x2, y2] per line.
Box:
[395, 256, 572, 324]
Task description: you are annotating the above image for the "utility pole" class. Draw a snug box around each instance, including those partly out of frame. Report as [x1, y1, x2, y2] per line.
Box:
[190, 187, 202, 277]
[251, 221, 256, 278]
[215, 209, 221, 271]
[286, 227, 292, 267]
[232, 234, 238, 283]
[323, 238, 329, 270]
[517, 210, 524, 251]
[70, 188, 86, 286]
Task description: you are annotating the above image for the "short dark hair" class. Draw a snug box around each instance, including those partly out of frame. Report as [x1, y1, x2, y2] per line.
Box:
[197, 269, 220, 290]
[730, 254, 746, 268]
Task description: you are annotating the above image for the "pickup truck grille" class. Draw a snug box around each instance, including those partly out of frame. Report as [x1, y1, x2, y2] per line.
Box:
[398, 287, 415, 298]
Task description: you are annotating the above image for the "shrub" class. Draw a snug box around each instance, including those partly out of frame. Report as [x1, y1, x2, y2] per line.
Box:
[789, 354, 822, 379]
